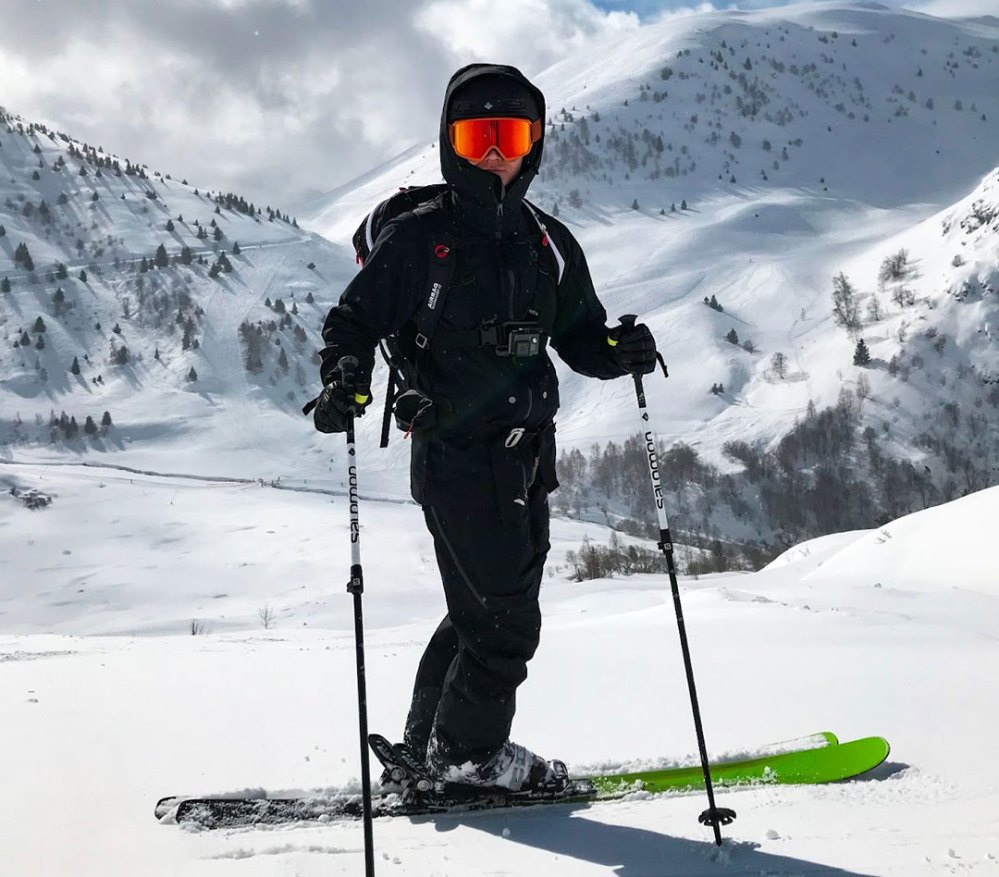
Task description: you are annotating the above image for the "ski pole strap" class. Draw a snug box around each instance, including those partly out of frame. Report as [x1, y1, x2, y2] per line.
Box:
[380, 365, 397, 449]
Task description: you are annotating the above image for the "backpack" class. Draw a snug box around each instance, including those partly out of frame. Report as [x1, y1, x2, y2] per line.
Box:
[351, 184, 565, 446]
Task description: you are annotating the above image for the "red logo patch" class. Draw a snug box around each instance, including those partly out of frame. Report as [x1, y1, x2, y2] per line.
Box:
[541, 234, 549, 248]
[434, 244, 450, 259]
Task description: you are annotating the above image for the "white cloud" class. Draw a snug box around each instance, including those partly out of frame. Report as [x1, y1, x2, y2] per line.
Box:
[415, 0, 639, 70]
[0, 0, 636, 210]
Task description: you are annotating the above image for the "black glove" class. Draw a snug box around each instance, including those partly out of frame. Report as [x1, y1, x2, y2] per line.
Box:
[609, 321, 658, 375]
[393, 388, 436, 435]
[310, 358, 372, 434]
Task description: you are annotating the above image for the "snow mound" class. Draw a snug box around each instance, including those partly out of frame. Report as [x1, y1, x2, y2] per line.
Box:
[766, 484, 999, 594]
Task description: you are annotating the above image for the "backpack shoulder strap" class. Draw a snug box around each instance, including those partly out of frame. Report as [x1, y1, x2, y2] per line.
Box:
[409, 197, 456, 351]
[522, 200, 565, 284]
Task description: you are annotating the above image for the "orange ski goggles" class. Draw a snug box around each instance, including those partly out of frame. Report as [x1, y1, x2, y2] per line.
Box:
[449, 117, 542, 162]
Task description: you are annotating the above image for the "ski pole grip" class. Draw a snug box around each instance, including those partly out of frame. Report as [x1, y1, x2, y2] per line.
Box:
[616, 314, 644, 397]
[337, 355, 359, 389]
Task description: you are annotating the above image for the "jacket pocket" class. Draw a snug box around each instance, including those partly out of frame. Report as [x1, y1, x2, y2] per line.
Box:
[488, 436, 531, 527]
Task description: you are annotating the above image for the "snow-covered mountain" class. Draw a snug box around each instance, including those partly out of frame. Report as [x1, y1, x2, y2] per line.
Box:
[2, 1, 998, 551]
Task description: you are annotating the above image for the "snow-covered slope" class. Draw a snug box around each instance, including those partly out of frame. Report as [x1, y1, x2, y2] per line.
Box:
[0, 109, 354, 481]
[1, 463, 997, 875]
[307, 2, 999, 490]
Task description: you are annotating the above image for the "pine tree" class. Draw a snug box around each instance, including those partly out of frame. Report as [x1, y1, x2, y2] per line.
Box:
[725, 328, 739, 345]
[1, 277, 11, 293]
[166, 219, 175, 232]
[278, 348, 289, 372]
[232, 241, 241, 255]
[33, 316, 46, 333]
[71, 356, 81, 375]
[182, 319, 195, 351]
[154, 243, 169, 268]
[853, 338, 872, 367]
[83, 415, 98, 436]
[101, 411, 113, 428]
[187, 366, 198, 382]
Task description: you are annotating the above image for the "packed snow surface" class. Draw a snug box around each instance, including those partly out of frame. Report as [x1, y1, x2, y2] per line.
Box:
[1, 462, 997, 876]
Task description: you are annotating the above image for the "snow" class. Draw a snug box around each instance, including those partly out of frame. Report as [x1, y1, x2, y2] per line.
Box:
[2, 2, 999, 874]
[2, 463, 998, 875]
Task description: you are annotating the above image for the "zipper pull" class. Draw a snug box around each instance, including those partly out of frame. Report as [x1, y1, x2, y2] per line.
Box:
[496, 202, 504, 240]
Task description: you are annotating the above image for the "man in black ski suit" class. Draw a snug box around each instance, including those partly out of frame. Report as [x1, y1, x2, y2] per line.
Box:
[313, 63, 657, 792]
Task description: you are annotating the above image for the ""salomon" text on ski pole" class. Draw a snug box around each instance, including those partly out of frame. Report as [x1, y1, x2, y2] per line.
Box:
[616, 315, 736, 846]
[341, 355, 376, 876]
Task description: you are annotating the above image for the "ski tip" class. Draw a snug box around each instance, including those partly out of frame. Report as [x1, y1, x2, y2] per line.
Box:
[154, 796, 184, 821]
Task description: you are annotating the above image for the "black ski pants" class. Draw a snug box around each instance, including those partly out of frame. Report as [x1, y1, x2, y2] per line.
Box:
[404, 430, 552, 767]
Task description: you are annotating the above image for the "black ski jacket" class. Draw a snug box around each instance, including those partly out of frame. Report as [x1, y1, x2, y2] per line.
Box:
[319, 64, 625, 445]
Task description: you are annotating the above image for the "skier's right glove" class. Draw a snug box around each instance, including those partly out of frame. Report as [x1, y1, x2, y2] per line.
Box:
[307, 357, 372, 434]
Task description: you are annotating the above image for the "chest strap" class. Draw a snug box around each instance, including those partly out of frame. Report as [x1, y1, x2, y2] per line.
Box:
[435, 322, 547, 358]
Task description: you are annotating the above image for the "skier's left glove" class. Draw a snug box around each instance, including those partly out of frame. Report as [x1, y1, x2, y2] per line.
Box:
[608, 321, 658, 375]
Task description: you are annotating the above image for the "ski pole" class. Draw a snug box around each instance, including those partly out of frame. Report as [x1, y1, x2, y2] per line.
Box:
[616, 315, 736, 846]
[341, 356, 376, 877]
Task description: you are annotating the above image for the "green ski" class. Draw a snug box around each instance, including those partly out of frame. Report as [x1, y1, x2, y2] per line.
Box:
[591, 735, 889, 795]
[155, 732, 888, 827]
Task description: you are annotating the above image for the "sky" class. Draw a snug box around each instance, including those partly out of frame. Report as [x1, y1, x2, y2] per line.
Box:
[0, 0, 993, 213]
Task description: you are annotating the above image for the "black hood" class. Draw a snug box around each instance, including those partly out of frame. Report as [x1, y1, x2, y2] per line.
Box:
[439, 64, 546, 220]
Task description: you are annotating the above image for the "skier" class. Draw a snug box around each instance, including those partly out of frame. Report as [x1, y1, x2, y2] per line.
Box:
[312, 63, 657, 793]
